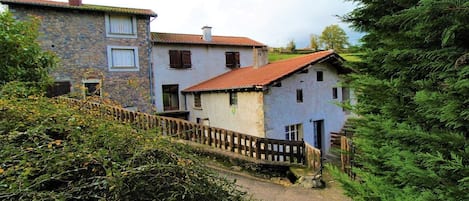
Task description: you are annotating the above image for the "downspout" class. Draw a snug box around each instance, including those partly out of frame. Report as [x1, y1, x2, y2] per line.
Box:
[147, 16, 157, 107]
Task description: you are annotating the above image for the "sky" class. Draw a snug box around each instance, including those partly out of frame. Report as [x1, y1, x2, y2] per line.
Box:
[56, 0, 363, 48]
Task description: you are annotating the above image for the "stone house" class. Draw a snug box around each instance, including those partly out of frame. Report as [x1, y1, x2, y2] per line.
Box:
[182, 50, 353, 153]
[151, 26, 267, 118]
[0, 0, 157, 111]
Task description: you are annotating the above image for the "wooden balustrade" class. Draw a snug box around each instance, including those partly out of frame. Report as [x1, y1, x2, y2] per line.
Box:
[57, 97, 319, 166]
[304, 143, 322, 172]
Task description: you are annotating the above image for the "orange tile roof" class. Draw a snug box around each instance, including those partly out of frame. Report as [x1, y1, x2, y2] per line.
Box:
[152, 32, 266, 47]
[183, 50, 349, 93]
[0, 0, 157, 16]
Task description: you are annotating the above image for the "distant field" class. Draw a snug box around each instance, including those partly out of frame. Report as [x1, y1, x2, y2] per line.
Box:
[269, 52, 364, 62]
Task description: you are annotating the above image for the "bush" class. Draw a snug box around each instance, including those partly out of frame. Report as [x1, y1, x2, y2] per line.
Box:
[0, 89, 247, 200]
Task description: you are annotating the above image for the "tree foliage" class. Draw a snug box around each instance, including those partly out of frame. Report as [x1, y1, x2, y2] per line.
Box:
[0, 83, 248, 201]
[0, 12, 57, 85]
[319, 24, 349, 53]
[336, 1, 469, 200]
[286, 39, 296, 52]
[310, 34, 321, 51]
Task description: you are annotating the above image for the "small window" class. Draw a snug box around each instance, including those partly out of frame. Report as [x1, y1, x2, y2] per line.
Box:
[296, 89, 303, 103]
[285, 124, 303, 141]
[105, 14, 137, 38]
[82, 79, 101, 97]
[229, 92, 238, 106]
[332, 87, 338, 99]
[169, 50, 191, 69]
[317, 71, 324, 81]
[225, 52, 240, 68]
[194, 93, 201, 108]
[107, 46, 139, 71]
[162, 85, 179, 111]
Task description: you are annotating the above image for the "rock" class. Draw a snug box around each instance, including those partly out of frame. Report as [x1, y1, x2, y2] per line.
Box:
[231, 166, 242, 171]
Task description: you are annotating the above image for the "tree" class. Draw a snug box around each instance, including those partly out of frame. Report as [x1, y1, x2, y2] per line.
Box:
[319, 24, 349, 52]
[335, 1, 469, 201]
[286, 39, 296, 52]
[0, 12, 56, 85]
[310, 34, 321, 51]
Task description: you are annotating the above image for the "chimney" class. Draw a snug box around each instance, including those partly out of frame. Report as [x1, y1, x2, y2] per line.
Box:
[253, 47, 269, 69]
[201, 26, 212, 42]
[69, 0, 82, 6]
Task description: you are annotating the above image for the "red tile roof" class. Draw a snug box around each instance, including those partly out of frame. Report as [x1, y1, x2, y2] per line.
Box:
[152, 32, 266, 47]
[183, 50, 349, 93]
[0, 0, 157, 16]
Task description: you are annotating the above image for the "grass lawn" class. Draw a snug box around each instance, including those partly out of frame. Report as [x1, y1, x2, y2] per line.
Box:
[339, 53, 364, 62]
[269, 52, 364, 63]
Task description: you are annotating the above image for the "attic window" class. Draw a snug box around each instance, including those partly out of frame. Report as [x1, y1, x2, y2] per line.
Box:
[296, 89, 303, 103]
[105, 14, 137, 38]
[229, 92, 238, 106]
[317, 71, 324, 81]
[225, 52, 240, 68]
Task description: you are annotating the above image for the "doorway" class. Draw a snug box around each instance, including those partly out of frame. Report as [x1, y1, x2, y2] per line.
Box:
[313, 120, 324, 151]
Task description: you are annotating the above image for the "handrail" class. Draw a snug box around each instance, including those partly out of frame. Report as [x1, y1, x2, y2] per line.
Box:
[57, 97, 317, 166]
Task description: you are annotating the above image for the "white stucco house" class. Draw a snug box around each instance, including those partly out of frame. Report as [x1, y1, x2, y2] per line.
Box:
[151, 26, 267, 118]
[181, 50, 353, 153]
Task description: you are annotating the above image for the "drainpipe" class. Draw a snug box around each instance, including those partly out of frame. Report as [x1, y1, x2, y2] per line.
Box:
[148, 16, 157, 108]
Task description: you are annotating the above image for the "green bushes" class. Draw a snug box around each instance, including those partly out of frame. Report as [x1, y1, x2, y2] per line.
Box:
[0, 91, 247, 200]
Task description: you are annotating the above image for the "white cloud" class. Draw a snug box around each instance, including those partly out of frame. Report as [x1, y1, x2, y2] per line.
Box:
[57, 0, 364, 47]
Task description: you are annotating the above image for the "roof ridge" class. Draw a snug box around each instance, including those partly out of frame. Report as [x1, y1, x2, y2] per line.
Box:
[153, 32, 255, 39]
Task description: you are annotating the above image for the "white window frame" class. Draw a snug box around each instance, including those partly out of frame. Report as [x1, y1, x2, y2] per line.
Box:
[105, 14, 137, 38]
[82, 79, 102, 98]
[107, 46, 139, 72]
[285, 124, 303, 141]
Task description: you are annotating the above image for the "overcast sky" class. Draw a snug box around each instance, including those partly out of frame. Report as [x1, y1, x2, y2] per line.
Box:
[57, 0, 363, 48]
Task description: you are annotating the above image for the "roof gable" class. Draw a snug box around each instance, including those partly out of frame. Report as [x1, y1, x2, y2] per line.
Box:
[0, 0, 157, 16]
[183, 50, 350, 93]
[152, 32, 266, 47]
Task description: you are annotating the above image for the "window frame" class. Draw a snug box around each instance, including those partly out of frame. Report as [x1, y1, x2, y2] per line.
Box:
[229, 92, 238, 106]
[82, 79, 102, 98]
[225, 51, 240, 68]
[316, 71, 324, 82]
[194, 92, 202, 108]
[162, 84, 180, 111]
[296, 89, 303, 103]
[105, 14, 137, 38]
[332, 87, 338, 99]
[285, 124, 303, 141]
[107, 46, 139, 71]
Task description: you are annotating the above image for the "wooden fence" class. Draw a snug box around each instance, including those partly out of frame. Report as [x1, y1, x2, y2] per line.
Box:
[304, 143, 322, 172]
[57, 98, 320, 166]
[341, 136, 354, 178]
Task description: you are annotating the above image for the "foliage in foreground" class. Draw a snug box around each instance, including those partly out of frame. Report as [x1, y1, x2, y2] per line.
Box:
[335, 1, 469, 201]
[0, 84, 247, 201]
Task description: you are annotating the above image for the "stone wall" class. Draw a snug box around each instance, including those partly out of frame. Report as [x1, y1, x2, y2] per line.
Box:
[9, 5, 153, 112]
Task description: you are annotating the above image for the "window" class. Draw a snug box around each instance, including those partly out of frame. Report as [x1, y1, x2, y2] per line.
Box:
[317, 71, 324, 81]
[296, 89, 303, 103]
[225, 52, 240, 68]
[82, 79, 101, 97]
[162, 85, 179, 111]
[332, 87, 338, 99]
[285, 124, 303, 141]
[229, 92, 238, 106]
[107, 46, 139, 71]
[169, 50, 192, 69]
[194, 93, 201, 108]
[46, 81, 71, 98]
[105, 14, 137, 38]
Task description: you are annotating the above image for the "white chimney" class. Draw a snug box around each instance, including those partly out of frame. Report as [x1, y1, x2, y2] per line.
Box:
[202, 26, 212, 42]
[253, 47, 269, 68]
[69, 0, 82, 6]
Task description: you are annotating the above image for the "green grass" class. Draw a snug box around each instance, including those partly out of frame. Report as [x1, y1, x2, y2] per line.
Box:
[339, 53, 364, 62]
[268, 53, 304, 62]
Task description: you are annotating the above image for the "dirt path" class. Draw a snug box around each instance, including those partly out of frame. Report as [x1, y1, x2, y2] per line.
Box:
[216, 168, 352, 201]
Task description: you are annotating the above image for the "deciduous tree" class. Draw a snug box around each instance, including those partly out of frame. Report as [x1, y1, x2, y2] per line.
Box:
[335, 1, 469, 200]
[319, 24, 349, 52]
[310, 34, 321, 51]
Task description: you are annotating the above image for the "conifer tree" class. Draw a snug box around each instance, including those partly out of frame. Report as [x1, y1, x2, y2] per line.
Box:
[337, 1, 469, 200]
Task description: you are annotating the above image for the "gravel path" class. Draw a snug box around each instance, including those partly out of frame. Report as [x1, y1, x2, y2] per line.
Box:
[215, 167, 352, 201]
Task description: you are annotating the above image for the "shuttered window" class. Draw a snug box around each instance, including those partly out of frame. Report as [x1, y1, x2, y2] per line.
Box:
[169, 50, 191, 69]
[107, 46, 139, 71]
[105, 14, 137, 38]
[225, 52, 240, 68]
[194, 93, 201, 108]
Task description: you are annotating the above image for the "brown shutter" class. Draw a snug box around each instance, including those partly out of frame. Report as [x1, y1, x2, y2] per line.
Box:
[181, 50, 192, 68]
[169, 50, 181, 68]
[225, 52, 234, 68]
[234, 52, 240, 67]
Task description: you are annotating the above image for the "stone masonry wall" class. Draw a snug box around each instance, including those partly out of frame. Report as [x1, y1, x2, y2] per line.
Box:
[9, 5, 153, 112]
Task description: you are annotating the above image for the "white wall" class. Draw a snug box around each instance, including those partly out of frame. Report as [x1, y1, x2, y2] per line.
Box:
[263, 63, 348, 153]
[152, 44, 255, 112]
[186, 92, 266, 137]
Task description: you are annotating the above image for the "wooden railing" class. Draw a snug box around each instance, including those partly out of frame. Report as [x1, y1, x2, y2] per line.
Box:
[304, 143, 322, 172]
[58, 98, 309, 165]
[341, 136, 354, 178]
